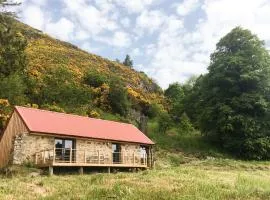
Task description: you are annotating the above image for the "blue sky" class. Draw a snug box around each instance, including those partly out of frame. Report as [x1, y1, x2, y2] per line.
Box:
[12, 0, 270, 88]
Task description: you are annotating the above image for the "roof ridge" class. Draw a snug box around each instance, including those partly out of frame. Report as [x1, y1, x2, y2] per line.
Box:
[15, 106, 133, 127]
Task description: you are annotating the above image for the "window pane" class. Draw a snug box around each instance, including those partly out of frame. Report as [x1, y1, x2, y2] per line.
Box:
[55, 139, 63, 148]
[65, 140, 73, 148]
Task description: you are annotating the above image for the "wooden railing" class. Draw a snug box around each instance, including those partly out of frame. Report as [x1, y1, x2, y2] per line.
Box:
[33, 148, 148, 167]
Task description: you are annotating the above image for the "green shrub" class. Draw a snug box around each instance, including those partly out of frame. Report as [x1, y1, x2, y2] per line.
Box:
[84, 71, 107, 88]
[146, 103, 162, 119]
[38, 67, 92, 107]
[0, 73, 27, 105]
[178, 113, 194, 133]
[108, 85, 130, 116]
[158, 112, 173, 133]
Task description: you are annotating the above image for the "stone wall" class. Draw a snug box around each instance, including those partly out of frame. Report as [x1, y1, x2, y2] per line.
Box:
[76, 139, 142, 165]
[13, 133, 54, 164]
[12, 133, 144, 165]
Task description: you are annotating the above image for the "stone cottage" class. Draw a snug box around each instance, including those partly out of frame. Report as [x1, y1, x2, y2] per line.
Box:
[0, 106, 154, 174]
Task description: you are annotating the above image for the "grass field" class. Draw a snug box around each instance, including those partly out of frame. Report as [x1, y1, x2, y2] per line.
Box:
[0, 158, 270, 200]
[1, 124, 270, 200]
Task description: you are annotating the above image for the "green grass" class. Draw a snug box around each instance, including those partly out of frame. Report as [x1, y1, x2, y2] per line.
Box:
[0, 159, 270, 200]
[1, 121, 270, 199]
[147, 120, 224, 159]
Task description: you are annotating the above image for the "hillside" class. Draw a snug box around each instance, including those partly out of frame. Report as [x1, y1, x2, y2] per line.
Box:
[0, 20, 165, 131]
[17, 21, 163, 99]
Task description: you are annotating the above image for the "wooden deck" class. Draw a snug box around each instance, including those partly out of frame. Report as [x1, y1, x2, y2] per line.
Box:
[34, 148, 148, 168]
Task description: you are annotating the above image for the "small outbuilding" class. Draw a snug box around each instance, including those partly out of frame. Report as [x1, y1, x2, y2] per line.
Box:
[0, 106, 154, 173]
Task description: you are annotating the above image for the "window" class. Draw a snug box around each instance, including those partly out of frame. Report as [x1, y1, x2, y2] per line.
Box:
[112, 143, 121, 163]
[54, 138, 76, 162]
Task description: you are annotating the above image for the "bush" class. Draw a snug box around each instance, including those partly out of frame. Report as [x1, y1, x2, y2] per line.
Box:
[0, 99, 12, 133]
[146, 103, 162, 119]
[158, 112, 173, 133]
[38, 67, 92, 107]
[178, 113, 194, 133]
[84, 71, 107, 88]
[108, 85, 130, 116]
[87, 109, 101, 118]
[0, 73, 27, 105]
[41, 104, 65, 113]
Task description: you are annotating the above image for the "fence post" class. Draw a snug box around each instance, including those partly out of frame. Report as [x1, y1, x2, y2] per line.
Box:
[145, 154, 147, 166]
[70, 148, 72, 163]
[53, 148, 55, 164]
[84, 150, 86, 163]
[98, 150, 100, 164]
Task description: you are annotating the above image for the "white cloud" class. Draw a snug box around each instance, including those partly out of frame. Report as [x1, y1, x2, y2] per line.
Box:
[96, 31, 132, 47]
[113, 0, 155, 13]
[81, 42, 100, 53]
[131, 48, 141, 57]
[30, 0, 47, 6]
[176, 0, 200, 16]
[136, 10, 165, 34]
[120, 17, 131, 28]
[62, 1, 118, 36]
[74, 30, 90, 40]
[45, 18, 74, 41]
[21, 5, 44, 29]
[147, 0, 270, 88]
[196, 0, 270, 53]
[112, 31, 132, 47]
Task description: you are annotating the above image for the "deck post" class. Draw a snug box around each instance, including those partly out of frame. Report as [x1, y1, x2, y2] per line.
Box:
[53, 148, 55, 164]
[48, 166, 53, 176]
[79, 167, 84, 175]
[133, 152, 135, 165]
[108, 167, 111, 174]
[70, 148, 72, 163]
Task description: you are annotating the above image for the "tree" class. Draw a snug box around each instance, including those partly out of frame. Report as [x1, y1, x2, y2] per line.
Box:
[108, 79, 130, 116]
[0, 99, 12, 134]
[123, 54, 133, 67]
[0, 73, 27, 104]
[165, 83, 185, 102]
[158, 112, 172, 133]
[197, 27, 270, 159]
[164, 82, 186, 120]
[0, 0, 18, 20]
[0, 0, 27, 134]
[0, 1, 26, 77]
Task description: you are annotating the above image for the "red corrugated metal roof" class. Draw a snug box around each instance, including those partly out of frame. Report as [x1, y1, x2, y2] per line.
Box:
[15, 106, 154, 145]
